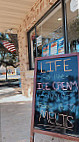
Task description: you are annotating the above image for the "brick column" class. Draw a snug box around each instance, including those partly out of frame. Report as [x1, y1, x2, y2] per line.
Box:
[18, 29, 34, 97]
[18, 30, 28, 96]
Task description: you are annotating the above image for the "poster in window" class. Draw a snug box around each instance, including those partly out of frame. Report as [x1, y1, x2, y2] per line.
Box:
[42, 44, 49, 57]
[76, 44, 79, 52]
[58, 37, 64, 54]
[50, 41, 58, 55]
[37, 35, 42, 47]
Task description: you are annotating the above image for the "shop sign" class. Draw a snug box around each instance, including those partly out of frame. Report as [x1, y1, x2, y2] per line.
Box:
[30, 53, 79, 142]
[70, 0, 79, 12]
[37, 35, 42, 47]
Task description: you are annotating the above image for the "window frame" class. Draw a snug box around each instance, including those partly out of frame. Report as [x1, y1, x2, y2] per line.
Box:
[27, 0, 68, 70]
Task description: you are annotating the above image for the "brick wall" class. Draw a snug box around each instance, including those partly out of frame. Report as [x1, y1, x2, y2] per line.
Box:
[17, 0, 57, 97]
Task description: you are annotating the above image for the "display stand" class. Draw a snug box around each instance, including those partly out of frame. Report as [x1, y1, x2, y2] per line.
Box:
[30, 53, 79, 142]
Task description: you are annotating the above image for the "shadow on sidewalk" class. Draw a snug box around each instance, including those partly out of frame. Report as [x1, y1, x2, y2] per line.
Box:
[0, 79, 20, 87]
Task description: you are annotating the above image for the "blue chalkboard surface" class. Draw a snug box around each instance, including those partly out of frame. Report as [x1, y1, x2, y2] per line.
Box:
[34, 54, 79, 138]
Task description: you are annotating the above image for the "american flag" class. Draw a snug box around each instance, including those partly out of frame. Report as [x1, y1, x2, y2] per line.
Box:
[2, 40, 16, 53]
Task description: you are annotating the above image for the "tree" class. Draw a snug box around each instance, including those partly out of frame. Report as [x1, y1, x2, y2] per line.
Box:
[0, 33, 19, 81]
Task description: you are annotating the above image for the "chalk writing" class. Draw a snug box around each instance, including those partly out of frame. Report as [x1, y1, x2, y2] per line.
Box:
[34, 55, 79, 137]
[41, 58, 72, 73]
[37, 81, 78, 91]
[39, 110, 74, 129]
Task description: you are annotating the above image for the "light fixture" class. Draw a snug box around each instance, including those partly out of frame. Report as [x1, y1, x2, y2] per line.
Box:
[5, 28, 13, 34]
[58, 18, 62, 21]
[8, 28, 13, 33]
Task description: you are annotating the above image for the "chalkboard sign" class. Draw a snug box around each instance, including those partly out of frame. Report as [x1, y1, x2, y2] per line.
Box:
[30, 53, 79, 142]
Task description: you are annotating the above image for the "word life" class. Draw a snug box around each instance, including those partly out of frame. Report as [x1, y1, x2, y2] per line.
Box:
[41, 58, 72, 73]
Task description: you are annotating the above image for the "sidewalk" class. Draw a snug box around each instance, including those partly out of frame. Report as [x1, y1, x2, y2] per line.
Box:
[0, 87, 32, 142]
[0, 87, 32, 103]
[0, 79, 20, 87]
[0, 87, 74, 142]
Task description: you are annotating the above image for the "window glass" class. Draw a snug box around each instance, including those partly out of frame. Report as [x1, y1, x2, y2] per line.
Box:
[36, 3, 64, 57]
[66, 0, 79, 53]
[29, 3, 64, 69]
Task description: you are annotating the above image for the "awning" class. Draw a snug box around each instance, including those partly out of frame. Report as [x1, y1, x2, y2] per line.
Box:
[0, 0, 37, 33]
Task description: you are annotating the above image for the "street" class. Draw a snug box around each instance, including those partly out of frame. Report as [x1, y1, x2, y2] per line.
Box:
[0, 75, 20, 80]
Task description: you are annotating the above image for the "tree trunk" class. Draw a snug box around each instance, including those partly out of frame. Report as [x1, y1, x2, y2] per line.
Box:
[6, 66, 8, 81]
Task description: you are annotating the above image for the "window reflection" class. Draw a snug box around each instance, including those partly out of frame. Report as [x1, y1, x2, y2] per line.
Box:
[36, 3, 64, 57]
[30, 29, 36, 68]
[30, 3, 64, 69]
[66, 0, 79, 53]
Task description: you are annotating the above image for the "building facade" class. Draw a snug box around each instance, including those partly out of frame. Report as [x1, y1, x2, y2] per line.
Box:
[18, 0, 79, 97]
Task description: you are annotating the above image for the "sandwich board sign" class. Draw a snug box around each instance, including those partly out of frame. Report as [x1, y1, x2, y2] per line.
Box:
[30, 53, 79, 142]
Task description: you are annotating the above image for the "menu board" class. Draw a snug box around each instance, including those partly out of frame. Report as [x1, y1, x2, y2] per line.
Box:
[33, 54, 79, 139]
[42, 44, 49, 57]
[50, 41, 58, 55]
[58, 37, 64, 54]
[42, 37, 64, 57]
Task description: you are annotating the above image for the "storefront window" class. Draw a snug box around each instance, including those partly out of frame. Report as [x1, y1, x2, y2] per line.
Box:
[36, 3, 64, 57]
[66, 0, 79, 53]
[29, 2, 64, 69]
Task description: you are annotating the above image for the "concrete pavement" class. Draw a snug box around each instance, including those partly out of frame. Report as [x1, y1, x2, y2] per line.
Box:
[0, 87, 32, 103]
[0, 87, 32, 142]
[1, 102, 32, 142]
[0, 87, 75, 142]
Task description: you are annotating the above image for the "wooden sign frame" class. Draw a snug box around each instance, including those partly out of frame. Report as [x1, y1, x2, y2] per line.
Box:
[30, 53, 79, 142]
